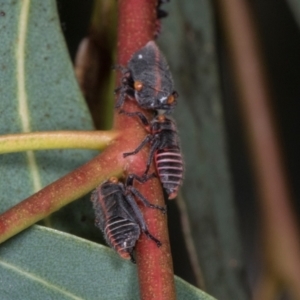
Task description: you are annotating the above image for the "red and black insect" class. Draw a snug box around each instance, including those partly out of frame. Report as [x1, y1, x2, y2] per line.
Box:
[115, 41, 178, 114]
[122, 111, 184, 199]
[91, 175, 166, 263]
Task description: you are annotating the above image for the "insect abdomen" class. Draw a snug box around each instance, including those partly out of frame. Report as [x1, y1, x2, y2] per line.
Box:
[155, 148, 184, 199]
[104, 216, 140, 260]
[91, 184, 140, 260]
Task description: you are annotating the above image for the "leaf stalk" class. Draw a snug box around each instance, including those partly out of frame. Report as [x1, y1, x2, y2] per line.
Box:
[0, 131, 118, 154]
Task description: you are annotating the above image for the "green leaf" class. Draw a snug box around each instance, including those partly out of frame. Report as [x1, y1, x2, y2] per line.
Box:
[0, 226, 215, 300]
[158, 0, 249, 299]
[0, 0, 101, 241]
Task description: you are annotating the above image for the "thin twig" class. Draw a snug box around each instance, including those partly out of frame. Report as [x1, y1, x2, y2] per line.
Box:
[176, 192, 206, 289]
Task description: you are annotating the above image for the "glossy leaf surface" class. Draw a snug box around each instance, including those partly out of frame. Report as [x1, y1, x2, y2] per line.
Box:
[0, 0, 100, 240]
[0, 226, 215, 300]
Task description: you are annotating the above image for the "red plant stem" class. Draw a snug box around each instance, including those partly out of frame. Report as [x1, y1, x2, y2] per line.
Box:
[0, 145, 124, 244]
[216, 0, 300, 297]
[114, 1, 175, 299]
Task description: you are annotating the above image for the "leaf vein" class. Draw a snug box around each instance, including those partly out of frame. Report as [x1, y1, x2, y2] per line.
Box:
[16, 0, 42, 193]
[0, 260, 84, 300]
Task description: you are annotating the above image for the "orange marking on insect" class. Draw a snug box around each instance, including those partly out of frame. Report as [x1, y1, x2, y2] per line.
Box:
[134, 80, 143, 91]
[167, 94, 175, 104]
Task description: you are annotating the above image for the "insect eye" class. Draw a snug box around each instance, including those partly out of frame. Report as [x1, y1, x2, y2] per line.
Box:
[109, 177, 118, 184]
[134, 81, 143, 91]
[167, 94, 175, 104]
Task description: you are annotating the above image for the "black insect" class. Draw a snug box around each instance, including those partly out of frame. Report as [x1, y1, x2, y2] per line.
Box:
[122, 111, 184, 199]
[115, 41, 178, 114]
[91, 175, 166, 263]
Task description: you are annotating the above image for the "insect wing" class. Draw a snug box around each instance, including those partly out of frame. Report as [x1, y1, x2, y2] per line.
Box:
[128, 41, 175, 110]
[91, 182, 140, 259]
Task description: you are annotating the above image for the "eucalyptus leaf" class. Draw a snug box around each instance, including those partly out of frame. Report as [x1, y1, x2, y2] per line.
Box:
[0, 0, 101, 241]
[158, 0, 249, 299]
[0, 226, 215, 300]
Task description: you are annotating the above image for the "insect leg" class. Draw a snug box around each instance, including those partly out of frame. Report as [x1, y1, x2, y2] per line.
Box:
[144, 138, 161, 175]
[129, 253, 136, 264]
[114, 68, 134, 108]
[126, 173, 156, 185]
[115, 88, 127, 108]
[143, 230, 162, 247]
[112, 64, 128, 73]
[119, 110, 150, 127]
[128, 186, 167, 213]
[123, 194, 162, 247]
[114, 86, 122, 94]
[125, 175, 166, 212]
[123, 135, 152, 158]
